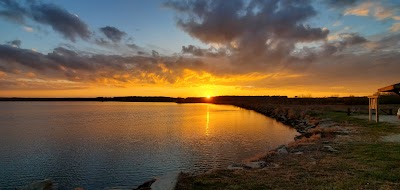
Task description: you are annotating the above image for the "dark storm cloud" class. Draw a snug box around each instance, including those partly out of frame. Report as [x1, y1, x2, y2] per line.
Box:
[0, 44, 57, 71]
[6, 39, 21, 47]
[165, 0, 328, 43]
[0, 44, 209, 86]
[29, 3, 91, 41]
[99, 26, 127, 43]
[165, 0, 329, 70]
[0, 0, 91, 42]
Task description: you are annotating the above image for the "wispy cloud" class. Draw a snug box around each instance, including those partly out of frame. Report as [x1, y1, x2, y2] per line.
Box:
[332, 21, 342, 27]
[344, 2, 371, 16]
[22, 26, 33, 32]
[344, 2, 399, 21]
[390, 23, 400, 32]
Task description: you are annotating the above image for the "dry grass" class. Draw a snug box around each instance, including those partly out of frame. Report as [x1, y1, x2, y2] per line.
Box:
[287, 133, 321, 148]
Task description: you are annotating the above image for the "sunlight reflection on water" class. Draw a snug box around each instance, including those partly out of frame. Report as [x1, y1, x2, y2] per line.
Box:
[0, 102, 298, 189]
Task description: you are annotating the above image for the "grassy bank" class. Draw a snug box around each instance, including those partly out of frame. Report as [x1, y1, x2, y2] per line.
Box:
[175, 105, 400, 190]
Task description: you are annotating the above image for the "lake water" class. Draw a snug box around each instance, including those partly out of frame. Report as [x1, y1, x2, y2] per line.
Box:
[0, 102, 298, 189]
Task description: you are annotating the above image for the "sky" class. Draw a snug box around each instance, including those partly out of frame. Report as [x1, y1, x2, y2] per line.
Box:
[0, 0, 399, 98]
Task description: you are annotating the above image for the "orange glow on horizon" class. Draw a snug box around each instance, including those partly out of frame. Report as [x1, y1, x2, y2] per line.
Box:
[0, 85, 374, 98]
[0, 68, 379, 98]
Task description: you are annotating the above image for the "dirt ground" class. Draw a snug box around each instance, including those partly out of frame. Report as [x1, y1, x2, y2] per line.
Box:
[353, 114, 400, 125]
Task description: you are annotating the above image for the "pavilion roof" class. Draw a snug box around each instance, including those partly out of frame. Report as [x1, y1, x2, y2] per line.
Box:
[378, 83, 400, 95]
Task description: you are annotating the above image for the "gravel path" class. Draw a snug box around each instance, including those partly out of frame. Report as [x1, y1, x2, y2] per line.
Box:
[352, 115, 400, 142]
[382, 134, 400, 142]
[353, 115, 400, 125]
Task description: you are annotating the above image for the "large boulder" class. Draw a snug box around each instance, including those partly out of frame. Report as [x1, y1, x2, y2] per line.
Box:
[277, 145, 288, 154]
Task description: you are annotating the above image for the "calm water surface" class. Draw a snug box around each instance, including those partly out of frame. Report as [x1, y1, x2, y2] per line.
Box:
[0, 102, 298, 189]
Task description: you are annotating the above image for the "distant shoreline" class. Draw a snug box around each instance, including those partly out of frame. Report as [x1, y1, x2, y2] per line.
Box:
[1, 95, 400, 105]
[0, 97, 176, 102]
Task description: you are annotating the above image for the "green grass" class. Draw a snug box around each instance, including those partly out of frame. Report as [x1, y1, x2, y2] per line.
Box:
[340, 142, 400, 182]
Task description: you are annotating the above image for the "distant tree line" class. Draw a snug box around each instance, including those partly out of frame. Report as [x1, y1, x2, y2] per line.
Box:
[178, 94, 400, 105]
[1, 93, 399, 105]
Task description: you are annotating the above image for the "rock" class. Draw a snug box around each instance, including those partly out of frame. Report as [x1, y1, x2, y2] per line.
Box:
[245, 161, 267, 169]
[277, 145, 288, 154]
[322, 141, 330, 144]
[293, 151, 303, 155]
[303, 132, 313, 138]
[227, 163, 244, 170]
[296, 123, 306, 129]
[323, 145, 338, 152]
[294, 134, 304, 140]
[135, 178, 156, 190]
[305, 125, 316, 130]
[278, 116, 287, 122]
[150, 171, 180, 190]
[18, 179, 52, 190]
[262, 162, 279, 169]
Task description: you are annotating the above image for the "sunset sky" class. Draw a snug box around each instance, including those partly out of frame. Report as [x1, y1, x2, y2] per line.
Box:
[0, 0, 399, 97]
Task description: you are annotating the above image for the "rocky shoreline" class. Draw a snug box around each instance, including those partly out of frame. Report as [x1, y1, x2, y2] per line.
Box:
[212, 103, 346, 169]
[174, 103, 356, 190]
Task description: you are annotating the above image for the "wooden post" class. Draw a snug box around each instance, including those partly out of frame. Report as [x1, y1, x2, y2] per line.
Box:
[376, 99, 379, 123]
[368, 98, 372, 121]
[368, 94, 379, 123]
